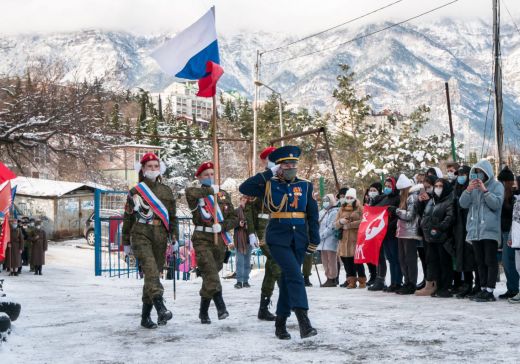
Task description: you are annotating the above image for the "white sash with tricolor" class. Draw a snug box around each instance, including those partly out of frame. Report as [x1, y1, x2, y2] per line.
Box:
[134, 182, 170, 231]
[199, 195, 232, 245]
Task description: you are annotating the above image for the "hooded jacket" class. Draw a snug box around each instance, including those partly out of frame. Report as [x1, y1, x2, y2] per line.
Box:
[459, 159, 504, 243]
[420, 179, 455, 246]
[372, 177, 400, 239]
[317, 194, 340, 252]
[396, 184, 422, 240]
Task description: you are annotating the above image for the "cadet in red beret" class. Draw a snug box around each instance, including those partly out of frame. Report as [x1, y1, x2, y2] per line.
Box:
[185, 161, 238, 324]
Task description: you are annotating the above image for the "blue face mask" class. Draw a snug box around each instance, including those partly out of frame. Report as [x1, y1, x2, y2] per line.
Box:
[200, 178, 214, 186]
[383, 187, 392, 195]
[457, 176, 467, 185]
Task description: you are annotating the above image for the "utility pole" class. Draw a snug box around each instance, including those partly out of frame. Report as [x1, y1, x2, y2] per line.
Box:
[444, 82, 457, 161]
[252, 50, 260, 173]
[493, 0, 505, 170]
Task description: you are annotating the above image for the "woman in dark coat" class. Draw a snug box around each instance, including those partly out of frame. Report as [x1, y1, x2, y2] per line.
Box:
[417, 178, 455, 297]
[6, 220, 24, 276]
[30, 221, 48, 275]
[453, 165, 479, 298]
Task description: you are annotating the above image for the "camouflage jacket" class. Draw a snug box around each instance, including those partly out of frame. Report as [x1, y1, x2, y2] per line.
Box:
[122, 179, 178, 245]
[185, 185, 238, 232]
[244, 197, 269, 241]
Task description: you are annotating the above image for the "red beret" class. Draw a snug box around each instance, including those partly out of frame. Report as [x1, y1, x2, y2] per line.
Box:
[140, 152, 160, 165]
[259, 146, 277, 160]
[195, 161, 214, 177]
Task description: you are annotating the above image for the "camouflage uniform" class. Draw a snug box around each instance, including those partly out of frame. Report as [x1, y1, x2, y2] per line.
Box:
[245, 197, 281, 297]
[185, 185, 238, 299]
[122, 179, 178, 304]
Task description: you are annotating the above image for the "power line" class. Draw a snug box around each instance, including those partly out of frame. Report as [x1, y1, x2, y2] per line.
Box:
[261, 0, 404, 55]
[501, 0, 520, 35]
[264, 0, 460, 66]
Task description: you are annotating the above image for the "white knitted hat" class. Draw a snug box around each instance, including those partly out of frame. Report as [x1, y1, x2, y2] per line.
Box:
[396, 174, 413, 190]
[345, 188, 357, 199]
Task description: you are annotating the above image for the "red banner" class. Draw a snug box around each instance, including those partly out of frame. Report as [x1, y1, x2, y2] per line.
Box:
[0, 181, 12, 261]
[354, 205, 389, 265]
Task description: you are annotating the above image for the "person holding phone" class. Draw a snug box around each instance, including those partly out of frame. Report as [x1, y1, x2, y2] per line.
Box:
[459, 159, 504, 302]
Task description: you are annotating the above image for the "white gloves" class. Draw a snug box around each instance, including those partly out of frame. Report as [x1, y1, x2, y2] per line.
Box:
[339, 218, 347, 225]
[270, 164, 280, 175]
[211, 184, 220, 194]
[198, 198, 205, 206]
[249, 233, 258, 248]
[124, 245, 132, 256]
[212, 224, 222, 233]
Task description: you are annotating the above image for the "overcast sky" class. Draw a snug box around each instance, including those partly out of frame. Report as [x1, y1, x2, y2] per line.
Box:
[1, 0, 518, 35]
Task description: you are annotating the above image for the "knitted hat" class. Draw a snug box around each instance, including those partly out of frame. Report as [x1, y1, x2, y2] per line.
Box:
[323, 193, 337, 207]
[336, 187, 349, 199]
[426, 167, 444, 178]
[345, 188, 357, 199]
[498, 166, 515, 182]
[396, 174, 413, 190]
[369, 182, 383, 194]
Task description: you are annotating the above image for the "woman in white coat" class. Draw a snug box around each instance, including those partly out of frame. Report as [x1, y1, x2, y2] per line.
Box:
[317, 194, 340, 287]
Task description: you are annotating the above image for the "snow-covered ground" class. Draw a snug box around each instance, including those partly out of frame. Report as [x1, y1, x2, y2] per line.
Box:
[1, 239, 520, 363]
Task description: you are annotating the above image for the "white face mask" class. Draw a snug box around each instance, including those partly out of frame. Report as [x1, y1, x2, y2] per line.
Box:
[447, 172, 456, 181]
[346, 198, 355, 205]
[339, 198, 346, 205]
[143, 170, 161, 181]
[434, 187, 443, 197]
[368, 191, 378, 199]
[322, 201, 330, 209]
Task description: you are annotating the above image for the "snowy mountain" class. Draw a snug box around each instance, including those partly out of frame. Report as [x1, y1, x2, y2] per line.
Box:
[1, 18, 519, 151]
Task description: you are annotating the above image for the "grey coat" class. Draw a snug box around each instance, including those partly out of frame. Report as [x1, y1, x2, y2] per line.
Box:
[317, 207, 339, 252]
[396, 186, 422, 240]
[459, 159, 504, 244]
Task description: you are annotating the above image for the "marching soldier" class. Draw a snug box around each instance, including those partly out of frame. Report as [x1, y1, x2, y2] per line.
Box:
[185, 161, 238, 324]
[244, 146, 281, 321]
[239, 145, 320, 340]
[30, 220, 47, 275]
[122, 152, 178, 329]
[6, 219, 23, 276]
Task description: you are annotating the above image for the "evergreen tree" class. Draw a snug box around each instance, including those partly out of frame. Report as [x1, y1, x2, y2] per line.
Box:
[110, 102, 121, 129]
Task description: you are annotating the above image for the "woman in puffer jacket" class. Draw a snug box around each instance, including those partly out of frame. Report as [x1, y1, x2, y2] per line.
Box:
[417, 178, 455, 297]
[317, 194, 340, 287]
[335, 189, 366, 289]
[395, 174, 422, 295]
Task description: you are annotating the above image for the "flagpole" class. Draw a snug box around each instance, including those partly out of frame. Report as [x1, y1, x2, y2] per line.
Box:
[212, 95, 219, 246]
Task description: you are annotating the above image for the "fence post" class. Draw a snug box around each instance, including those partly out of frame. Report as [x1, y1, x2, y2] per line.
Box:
[94, 189, 102, 276]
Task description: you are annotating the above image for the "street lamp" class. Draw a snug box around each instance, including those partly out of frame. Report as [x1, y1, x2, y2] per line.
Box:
[254, 80, 285, 146]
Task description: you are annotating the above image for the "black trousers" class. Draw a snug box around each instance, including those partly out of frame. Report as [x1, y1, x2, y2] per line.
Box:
[417, 245, 427, 282]
[472, 239, 498, 289]
[426, 242, 453, 291]
[367, 263, 377, 280]
[340, 257, 366, 278]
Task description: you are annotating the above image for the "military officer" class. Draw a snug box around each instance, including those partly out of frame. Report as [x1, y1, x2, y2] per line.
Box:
[239, 145, 320, 340]
[244, 146, 281, 321]
[122, 152, 178, 329]
[185, 161, 238, 324]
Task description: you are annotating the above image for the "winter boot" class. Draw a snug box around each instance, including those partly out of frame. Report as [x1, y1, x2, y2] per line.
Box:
[357, 277, 367, 289]
[415, 281, 436, 296]
[304, 276, 312, 287]
[366, 276, 376, 287]
[258, 295, 276, 321]
[199, 297, 212, 324]
[396, 283, 416, 295]
[320, 279, 337, 288]
[499, 290, 519, 299]
[339, 280, 348, 288]
[432, 289, 453, 298]
[346, 277, 357, 289]
[275, 316, 291, 340]
[152, 296, 172, 326]
[456, 284, 473, 299]
[416, 280, 426, 290]
[367, 277, 385, 291]
[508, 292, 520, 304]
[213, 291, 229, 320]
[467, 285, 482, 299]
[474, 290, 496, 302]
[234, 282, 243, 289]
[141, 303, 158, 329]
[294, 308, 318, 339]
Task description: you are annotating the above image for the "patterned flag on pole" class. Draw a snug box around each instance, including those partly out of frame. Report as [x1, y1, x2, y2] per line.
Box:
[0, 181, 12, 261]
[354, 205, 389, 265]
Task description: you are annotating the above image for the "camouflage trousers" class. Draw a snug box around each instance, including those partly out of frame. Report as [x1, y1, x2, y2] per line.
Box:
[131, 225, 167, 304]
[302, 253, 313, 277]
[193, 232, 226, 299]
[259, 243, 281, 297]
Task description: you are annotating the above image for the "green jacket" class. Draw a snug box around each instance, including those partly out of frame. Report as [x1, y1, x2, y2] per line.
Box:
[185, 185, 238, 232]
[122, 179, 178, 245]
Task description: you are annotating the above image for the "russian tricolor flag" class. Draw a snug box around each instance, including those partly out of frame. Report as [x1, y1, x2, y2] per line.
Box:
[151, 7, 223, 98]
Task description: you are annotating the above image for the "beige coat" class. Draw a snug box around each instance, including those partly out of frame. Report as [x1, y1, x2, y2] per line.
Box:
[31, 229, 47, 266]
[5, 225, 23, 269]
[335, 203, 362, 258]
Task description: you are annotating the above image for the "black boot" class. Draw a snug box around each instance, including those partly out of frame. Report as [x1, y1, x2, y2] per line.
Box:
[258, 295, 276, 321]
[213, 291, 229, 320]
[304, 276, 312, 287]
[152, 296, 172, 326]
[294, 308, 317, 339]
[367, 277, 385, 291]
[141, 303, 158, 329]
[199, 297, 211, 324]
[275, 316, 291, 340]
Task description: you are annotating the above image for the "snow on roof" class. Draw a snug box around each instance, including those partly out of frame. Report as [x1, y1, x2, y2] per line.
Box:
[11, 177, 105, 197]
[108, 143, 164, 149]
